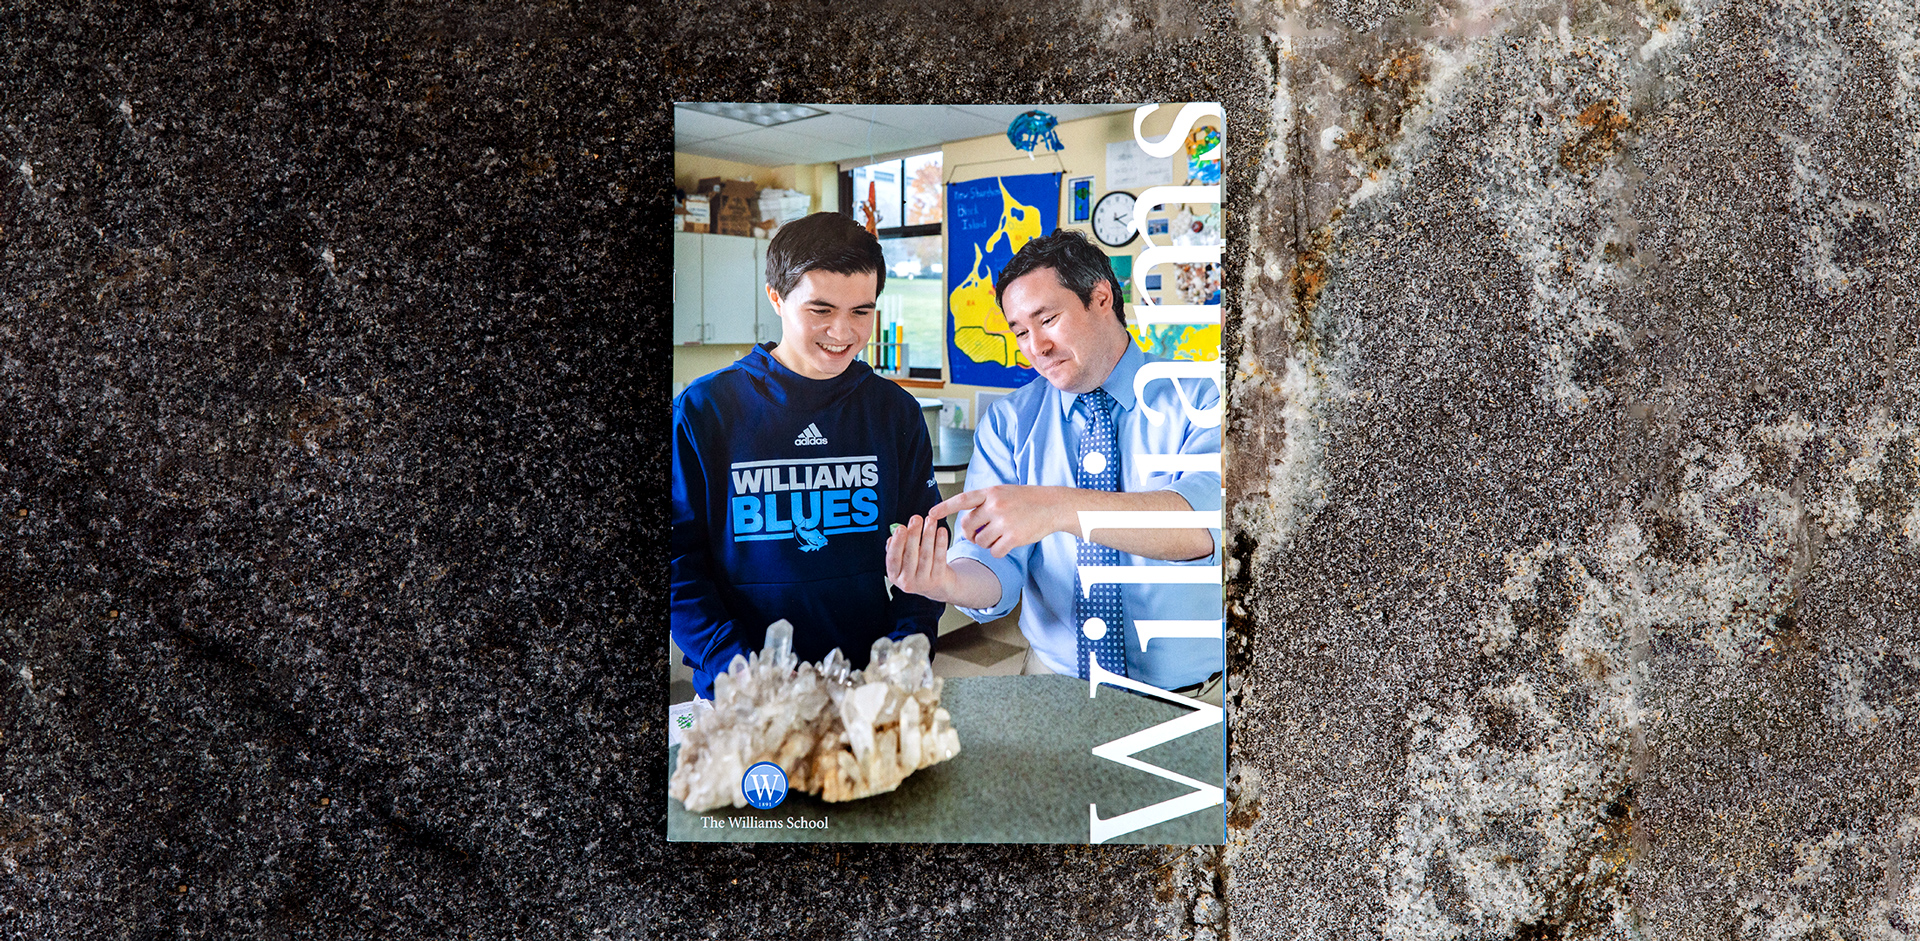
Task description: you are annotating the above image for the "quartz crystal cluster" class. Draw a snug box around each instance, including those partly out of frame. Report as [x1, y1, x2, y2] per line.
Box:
[669, 621, 961, 814]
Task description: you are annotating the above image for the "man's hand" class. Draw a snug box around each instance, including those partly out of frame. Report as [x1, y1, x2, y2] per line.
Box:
[885, 515, 1001, 609]
[929, 485, 1076, 558]
[935, 485, 1216, 563]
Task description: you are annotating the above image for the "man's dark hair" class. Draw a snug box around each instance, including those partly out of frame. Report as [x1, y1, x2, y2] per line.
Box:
[992, 228, 1126, 326]
[764, 211, 886, 299]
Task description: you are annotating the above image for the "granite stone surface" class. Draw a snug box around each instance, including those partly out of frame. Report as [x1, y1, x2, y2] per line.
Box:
[1228, 0, 1920, 938]
[3, 0, 1916, 938]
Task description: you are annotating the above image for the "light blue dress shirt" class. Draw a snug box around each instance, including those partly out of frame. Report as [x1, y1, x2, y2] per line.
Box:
[947, 343, 1224, 690]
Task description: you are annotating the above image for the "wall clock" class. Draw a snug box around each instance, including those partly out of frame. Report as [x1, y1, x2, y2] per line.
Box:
[1092, 191, 1137, 248]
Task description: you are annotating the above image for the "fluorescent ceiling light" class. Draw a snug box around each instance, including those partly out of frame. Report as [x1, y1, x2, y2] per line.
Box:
[680, 103, 828, 128]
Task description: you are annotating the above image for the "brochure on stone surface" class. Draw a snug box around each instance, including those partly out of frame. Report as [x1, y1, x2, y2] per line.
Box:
[666, 101, 1228, 843]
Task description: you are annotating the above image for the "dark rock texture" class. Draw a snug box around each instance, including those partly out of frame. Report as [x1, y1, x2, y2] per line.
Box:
[6, 0, 1916, 937]
[2, 1, 1249, 938]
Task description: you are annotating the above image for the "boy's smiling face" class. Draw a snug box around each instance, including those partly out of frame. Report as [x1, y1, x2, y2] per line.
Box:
[768, 269, 878, 380]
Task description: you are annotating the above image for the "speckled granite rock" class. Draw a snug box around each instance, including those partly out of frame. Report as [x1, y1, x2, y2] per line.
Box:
[1, 1, 1248, 938]
[1228, 0, 1920, 938]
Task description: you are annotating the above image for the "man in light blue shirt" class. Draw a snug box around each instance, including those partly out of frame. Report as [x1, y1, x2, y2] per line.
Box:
[885, 230, 1222, 693]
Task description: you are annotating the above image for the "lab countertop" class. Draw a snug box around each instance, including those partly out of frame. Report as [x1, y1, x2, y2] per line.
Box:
[932, 425, 974, 474]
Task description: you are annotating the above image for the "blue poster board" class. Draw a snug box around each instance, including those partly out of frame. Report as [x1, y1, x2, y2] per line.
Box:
[945, 173, 1060, 388]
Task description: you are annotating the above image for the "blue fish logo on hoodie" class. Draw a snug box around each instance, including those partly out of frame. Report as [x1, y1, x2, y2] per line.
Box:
[795, 526, 827, 552]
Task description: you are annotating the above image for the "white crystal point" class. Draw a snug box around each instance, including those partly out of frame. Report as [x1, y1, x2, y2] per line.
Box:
[820, 647, 852, 685]
[842, 682, 889, 761]
[763, 619, 795, 667]
[929, 708, 960, 762]
[668, 633, 961, 813]
[898, 696, 923, 769]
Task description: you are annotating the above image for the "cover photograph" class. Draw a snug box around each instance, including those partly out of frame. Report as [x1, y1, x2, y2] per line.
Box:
[666, 102, 1227, 844]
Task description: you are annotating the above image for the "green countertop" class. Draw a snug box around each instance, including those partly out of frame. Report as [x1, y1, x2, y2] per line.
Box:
[667, 674, 1224, 844]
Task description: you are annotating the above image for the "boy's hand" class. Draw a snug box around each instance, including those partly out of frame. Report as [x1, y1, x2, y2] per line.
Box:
[885, 515, 956, 602]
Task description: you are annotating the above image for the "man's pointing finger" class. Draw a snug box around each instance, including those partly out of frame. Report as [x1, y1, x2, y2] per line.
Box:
[928, 490, 985, 521]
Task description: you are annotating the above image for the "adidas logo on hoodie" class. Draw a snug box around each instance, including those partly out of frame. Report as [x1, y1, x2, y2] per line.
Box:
[794, 423, 829, 446]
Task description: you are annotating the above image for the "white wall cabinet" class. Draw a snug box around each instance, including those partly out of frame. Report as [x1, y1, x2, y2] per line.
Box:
[674, 233, 773, 346]
[753, 241, 778, 344]
[672, 232, 705, 346]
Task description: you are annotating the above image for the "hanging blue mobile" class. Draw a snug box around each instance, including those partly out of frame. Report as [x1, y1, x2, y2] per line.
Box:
[1006, 110, 1062, 155]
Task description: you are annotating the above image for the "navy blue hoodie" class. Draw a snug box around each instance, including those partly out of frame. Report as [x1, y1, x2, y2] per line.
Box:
[671, 343, 944, 698]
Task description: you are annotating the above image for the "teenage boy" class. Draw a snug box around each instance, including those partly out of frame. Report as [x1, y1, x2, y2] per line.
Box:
[672, 211, 944, 699]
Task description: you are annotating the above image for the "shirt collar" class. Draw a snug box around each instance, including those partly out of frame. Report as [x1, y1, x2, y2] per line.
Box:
[1055, 340, 1146, 418]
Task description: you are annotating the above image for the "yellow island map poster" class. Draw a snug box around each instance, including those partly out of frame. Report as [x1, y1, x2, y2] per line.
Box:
[944, 173, 1056, 388]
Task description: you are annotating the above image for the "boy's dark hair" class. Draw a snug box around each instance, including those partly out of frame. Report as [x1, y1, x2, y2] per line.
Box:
[992, 228, 1126, 326]
[764, 211, 886, 299]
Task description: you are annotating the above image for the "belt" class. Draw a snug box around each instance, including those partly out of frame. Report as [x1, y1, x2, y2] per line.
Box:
[1171, 671, 1224, 696]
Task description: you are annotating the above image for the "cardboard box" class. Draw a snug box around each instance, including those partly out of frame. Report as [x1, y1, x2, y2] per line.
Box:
[697, 177, 760, 194]
[683, 196, 711, 233]
[758, 190, 813, 226]
[712, 198, 754, 236]
[710, 180, 761, 237]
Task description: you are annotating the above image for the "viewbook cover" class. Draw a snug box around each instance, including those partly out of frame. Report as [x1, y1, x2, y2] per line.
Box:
[666, 102, 1226, 844]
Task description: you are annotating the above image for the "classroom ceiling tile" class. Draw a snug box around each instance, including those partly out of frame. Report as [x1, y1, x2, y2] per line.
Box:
[677, 102, 828, 127]
[949, 105, 1077, 132]
[674, 103, 1151, 167]
[672, 107, 754, 145]
[778, 113, 936, 153]
[710, 126, 862, 164]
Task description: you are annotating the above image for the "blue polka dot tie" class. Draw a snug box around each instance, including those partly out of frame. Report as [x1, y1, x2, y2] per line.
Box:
[1074, 387, 1127, 679]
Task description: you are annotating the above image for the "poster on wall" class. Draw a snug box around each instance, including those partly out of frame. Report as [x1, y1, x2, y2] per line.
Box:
[1105, 137, 1173, 189]
[944, 171, 1060, 389]
[1186, 124, 1222, 185]
[1065, 174, 1094, 224]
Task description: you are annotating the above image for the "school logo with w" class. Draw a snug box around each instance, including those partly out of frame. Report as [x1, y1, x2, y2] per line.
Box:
[741, 761, 789, 809]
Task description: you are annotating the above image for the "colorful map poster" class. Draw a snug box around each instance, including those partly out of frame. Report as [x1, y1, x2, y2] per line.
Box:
[1128, 322, 1222, 362]
[945, 173, 1059, 388]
